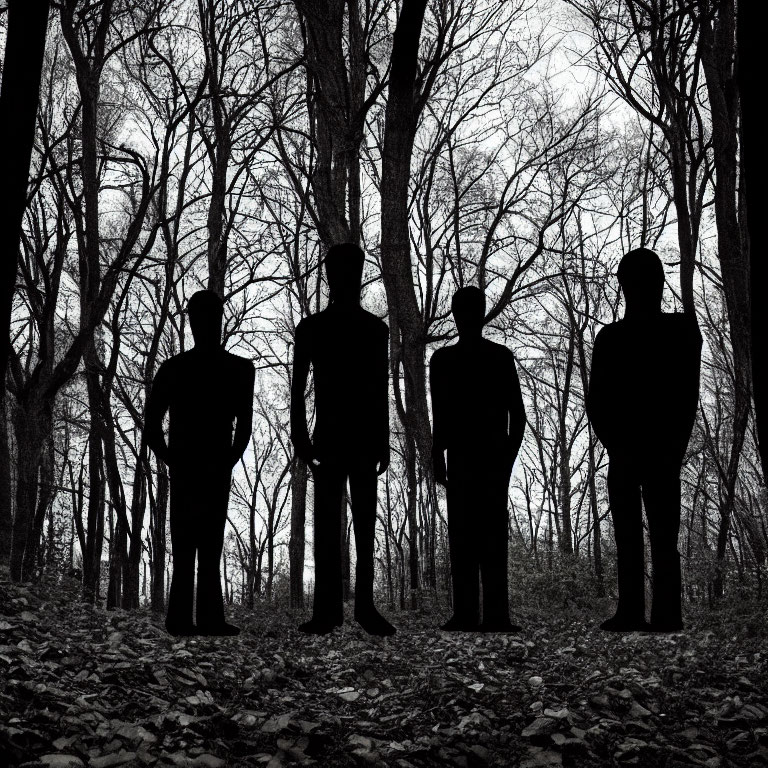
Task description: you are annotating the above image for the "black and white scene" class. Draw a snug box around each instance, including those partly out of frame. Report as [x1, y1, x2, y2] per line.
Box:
[1, 0, 767, 765]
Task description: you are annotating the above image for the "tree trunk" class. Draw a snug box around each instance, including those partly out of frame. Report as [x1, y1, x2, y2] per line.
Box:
[289, 458, 307, 608]
[558, 328, 575, 555]
[82, 364, 106, 604]
[699, 0, 751, 598]
[0, 0, 50, 399]
[0, 395, 13, 568]
[341, 491, 351, 602]
[22, 433, 55, 577]
[150, 460, 168, 614]
[738, 0, 768, 483]
[9, 401, 48, 581]
[405, 435, 419, 609]
[379, 0, 431, 609]
[125, 444, 149, 610]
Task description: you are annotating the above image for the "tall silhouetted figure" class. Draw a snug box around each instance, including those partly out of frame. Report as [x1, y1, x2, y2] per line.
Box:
[145, 291, 255, 637]
[587, 249, 701, 632]
[291, 243, 394, 636]
[430, 287, 526, 632]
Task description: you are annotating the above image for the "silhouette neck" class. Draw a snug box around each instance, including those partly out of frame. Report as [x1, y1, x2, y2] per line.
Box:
[457, 329, 484, 345]
[330, 295, 361, 309]
[192, 339, 222, 352]
[623, 303, 662, 321]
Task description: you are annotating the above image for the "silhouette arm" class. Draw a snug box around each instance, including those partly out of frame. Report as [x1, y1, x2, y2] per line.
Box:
[507, 353, 526, 461]
[430, 352, 448, 486]
[586, 330, 612, 451]
[231, 362, 255, 467]
[676, 317, 703, 458]
[145, 362, 172, 466]
[376, 323, 391, 475]
[290, 321, 314, 463]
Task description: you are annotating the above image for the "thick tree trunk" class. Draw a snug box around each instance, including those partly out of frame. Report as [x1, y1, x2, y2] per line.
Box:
[9, 402, 48, 581]
[22, 434, 55, 576]
[293, 0, 352, 245]
[0, 3, 50, 562]
[0, 0, 50, 395]
[738, 0, 768, 483]
[266, 504, 275, 601]
[558, 328, 575, 555]
[205, 139, 231, 297]
[405, 436, 419, 609]
[699, 0, 751, 597]
[0, 394, 13, 568]
[378, 2, 431, 609]
[82, 365, 106, 604]
[341, 492, 351, 602]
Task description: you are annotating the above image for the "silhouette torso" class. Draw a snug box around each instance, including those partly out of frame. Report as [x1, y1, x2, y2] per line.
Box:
[155, 347, 254, 468]
[588, 312, 701, 461]
[294, 305, 388, 463]
[431, 338, 520, 456]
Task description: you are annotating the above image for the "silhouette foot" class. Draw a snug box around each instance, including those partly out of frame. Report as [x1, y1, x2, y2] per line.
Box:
[199, 622, 240, 637]
[166, 623, 197, 637]
[298, 618, 339, 635]
[440, 616, 480, 632]
[355, 609, 396, 636]
[600, 615, 651, 632]
[479, 620, 522, 634]
[648, 619, 684, 632]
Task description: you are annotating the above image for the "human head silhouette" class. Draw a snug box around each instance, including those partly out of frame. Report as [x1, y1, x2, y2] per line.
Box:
[617, 248, 664, 316]
[325, 243, 364, 305]
[452, 286, 486, 340]
[188, 290, 224, 349]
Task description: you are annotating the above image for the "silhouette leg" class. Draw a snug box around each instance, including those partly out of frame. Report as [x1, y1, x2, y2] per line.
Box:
[643, 463, 683, 630]
[302, 463, 345, 633]
[196, 476, 237, 636]
[445, 459, 480, 630]
[479, 464, 518, 632]
[603, 458, 648, 630]
[348, 464, 394, 636]
[166, 478, 196, 635]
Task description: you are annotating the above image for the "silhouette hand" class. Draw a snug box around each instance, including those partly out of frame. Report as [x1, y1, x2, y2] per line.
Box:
[376, 449, 390, 476]
[433, 462, 448, 488]
[295, 442, 316, 466]
[432, 451, 448, 487]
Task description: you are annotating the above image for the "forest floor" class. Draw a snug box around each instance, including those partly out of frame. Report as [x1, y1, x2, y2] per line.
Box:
[1, 573, 768, 768]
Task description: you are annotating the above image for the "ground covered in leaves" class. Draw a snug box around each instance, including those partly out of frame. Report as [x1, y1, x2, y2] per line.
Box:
[1, 575, 768, 767]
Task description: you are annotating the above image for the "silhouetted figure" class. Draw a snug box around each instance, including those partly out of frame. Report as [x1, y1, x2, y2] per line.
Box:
[145, 290, 255, 637]
[430, 287, 526, 632]
[587, 249, 701, 632]
[291, 243, 394, 636]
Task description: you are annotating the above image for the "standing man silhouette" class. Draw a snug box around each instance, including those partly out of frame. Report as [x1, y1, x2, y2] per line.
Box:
[430, 287, 526, 632]
[145, 290, 255, 637]
[587, 248, 701, 632]
[290, 243, 395, 636]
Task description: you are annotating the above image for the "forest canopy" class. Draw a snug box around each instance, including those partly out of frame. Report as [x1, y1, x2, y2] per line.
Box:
[0, 0, 763, 619]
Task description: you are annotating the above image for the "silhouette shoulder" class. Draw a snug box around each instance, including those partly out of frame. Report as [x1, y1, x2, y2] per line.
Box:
[224, 349, 253, 367]
[665, 311, 702, 338]
[157, 351, 186, 376]
[593, 321, 623, 349]
[360, 309, 388, 336]
[484, 338, 515, 358]
[430, 345, 452, 367]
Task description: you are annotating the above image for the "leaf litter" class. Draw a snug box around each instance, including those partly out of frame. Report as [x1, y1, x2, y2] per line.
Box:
[1, 575, 767, 766]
